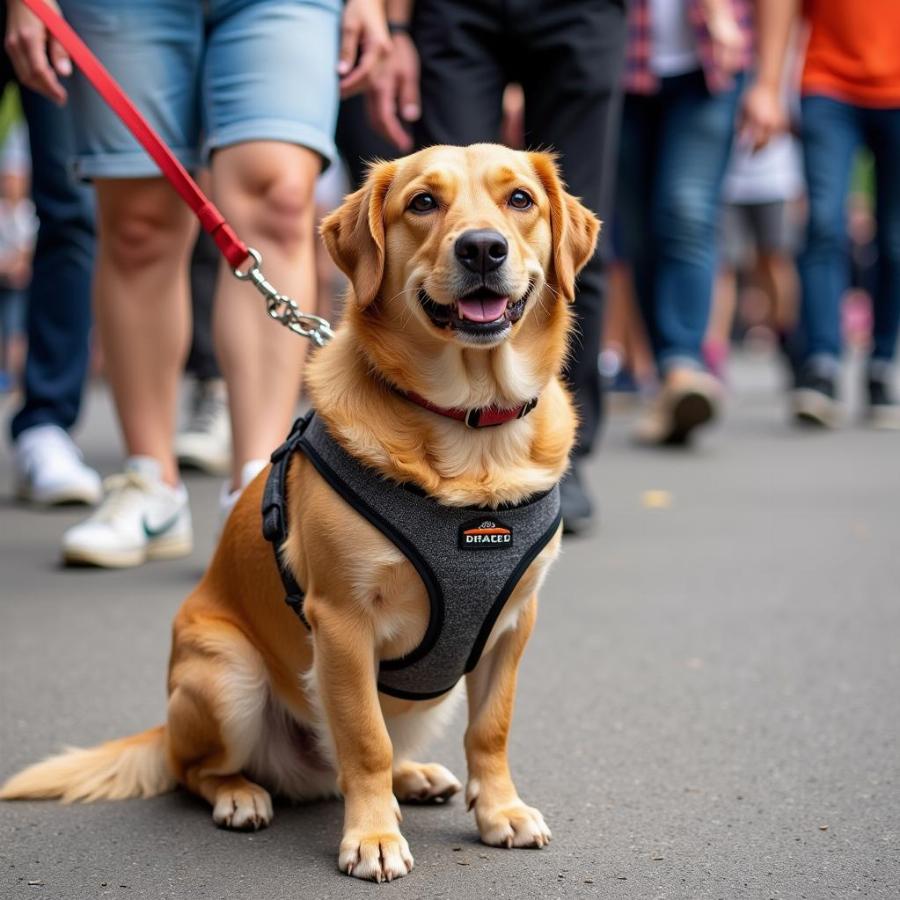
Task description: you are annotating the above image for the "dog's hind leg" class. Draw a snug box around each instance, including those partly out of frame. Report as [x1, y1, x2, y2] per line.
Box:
[388, 687, 465, 803]
[393, 761, 461, 803]
[166, 617, 274, 831]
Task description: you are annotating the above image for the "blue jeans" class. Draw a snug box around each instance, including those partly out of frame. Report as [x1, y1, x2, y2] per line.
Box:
[616, 70, 742, 372]
[9, 91, 95, 441]
[798, 95, 900, 368]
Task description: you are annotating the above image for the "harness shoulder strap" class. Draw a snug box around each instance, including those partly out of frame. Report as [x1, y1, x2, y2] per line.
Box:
[261, 413, 312, 627]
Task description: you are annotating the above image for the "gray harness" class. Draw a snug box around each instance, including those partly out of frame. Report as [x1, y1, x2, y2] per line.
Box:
[262, 412, 561, 701]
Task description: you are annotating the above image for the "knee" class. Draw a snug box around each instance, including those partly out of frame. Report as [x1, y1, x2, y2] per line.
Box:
[101, 205, 191, 272]
[232, 169, 316, 255]
[803, 194, 847, 255]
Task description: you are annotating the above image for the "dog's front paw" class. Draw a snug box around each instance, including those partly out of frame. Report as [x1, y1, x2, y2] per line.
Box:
[467, 781, 551, 848]
[339, 830, 414, 882]
[212, 783, 273, 831]
[394, 761, 462, 804]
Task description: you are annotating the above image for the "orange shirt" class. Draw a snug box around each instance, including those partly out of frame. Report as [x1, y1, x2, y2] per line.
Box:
[802, 0, 900, 107]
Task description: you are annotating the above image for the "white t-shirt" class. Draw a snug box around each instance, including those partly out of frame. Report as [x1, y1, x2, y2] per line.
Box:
[649, 0, 699, 77]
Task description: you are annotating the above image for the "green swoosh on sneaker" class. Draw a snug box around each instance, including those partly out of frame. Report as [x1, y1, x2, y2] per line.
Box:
[142, 511, 181, 539]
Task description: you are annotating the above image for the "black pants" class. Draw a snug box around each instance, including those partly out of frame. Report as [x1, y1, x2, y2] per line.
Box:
[412, 0, 626, 457]
[186, 230, 221, 381]
[336, 94, 397, 190]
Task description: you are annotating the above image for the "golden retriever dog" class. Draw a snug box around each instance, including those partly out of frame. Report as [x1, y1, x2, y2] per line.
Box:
[1, 144, 598, 883]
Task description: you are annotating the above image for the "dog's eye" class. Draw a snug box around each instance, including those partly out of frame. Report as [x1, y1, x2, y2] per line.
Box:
[508, 189, 533, 210]
[408, 192, 438, 214]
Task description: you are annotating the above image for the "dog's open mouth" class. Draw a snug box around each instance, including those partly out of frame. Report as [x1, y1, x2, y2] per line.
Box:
[418, 285, 531, 338]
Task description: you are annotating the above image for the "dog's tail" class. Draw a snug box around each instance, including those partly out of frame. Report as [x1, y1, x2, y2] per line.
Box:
[0, 725, 176, 803]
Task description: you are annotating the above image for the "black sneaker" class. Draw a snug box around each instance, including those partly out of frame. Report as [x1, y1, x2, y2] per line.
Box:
[867, 376, 900, 430]
[560, 464, 594, 535]
[791, 366, 839, 428]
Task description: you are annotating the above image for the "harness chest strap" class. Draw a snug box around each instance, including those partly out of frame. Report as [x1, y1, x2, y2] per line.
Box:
[261, 412, 562, 701]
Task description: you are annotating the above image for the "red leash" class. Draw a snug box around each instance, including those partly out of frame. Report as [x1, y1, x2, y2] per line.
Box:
[22, 0, 333, 346]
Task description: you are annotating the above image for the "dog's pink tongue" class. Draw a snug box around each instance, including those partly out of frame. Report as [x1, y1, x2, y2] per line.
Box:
[457, 296, 508, 323]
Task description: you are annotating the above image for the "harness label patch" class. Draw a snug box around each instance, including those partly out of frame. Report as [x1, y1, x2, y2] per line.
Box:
[459, 518, 513, 550]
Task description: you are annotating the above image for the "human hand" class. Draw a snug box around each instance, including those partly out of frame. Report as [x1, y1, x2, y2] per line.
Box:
[737, 81, 786, 151]
[4, 0, 71, 105]
[366, 31, 420, 151]
[338, 0, 392, 98]
[704, 0, 746, 75]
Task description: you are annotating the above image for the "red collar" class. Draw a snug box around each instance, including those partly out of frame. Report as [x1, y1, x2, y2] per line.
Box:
[399, 389, 539, 428]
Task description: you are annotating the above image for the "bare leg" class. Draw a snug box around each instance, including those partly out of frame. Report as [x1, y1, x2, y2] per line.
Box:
[464, 596, 551, 848]
[94, 179, 197, 486]
[707, 265, 738, 346]
[757, 251, 800, 335]
[211, 142, 320, 491]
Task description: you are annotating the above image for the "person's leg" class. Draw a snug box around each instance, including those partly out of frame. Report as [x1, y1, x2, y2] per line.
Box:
[50, 0, 205, 564]
[10, 90, 95, 443]
[866, 107, 900, 366]
[412, 0, 507, 145]
[796, 97, 861, 369]
[59, 0, 205, 481]
[627, 71, 742, 444]
[203, 0, 340, 493]
[650, 72, 742, 374]
[211, 142, 320, 488]
[173, 227, 232, 481]
[186, 224, 221, 384]
[861, 106, 900, 427]
[706, 203, 747, 377]
[175, 225, 231, 476]
[615, 94, 661, 361]
[518, 0, 626, 461]
[791, 95, 862, 425]
[756, 252, 799, 336]
[93, 178, 198, 484]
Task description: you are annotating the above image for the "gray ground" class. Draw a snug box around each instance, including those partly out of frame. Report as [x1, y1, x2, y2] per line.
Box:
[1, 352, 899, 900]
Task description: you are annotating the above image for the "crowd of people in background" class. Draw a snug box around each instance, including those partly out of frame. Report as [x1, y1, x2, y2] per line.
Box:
[1, 0, 898, 566]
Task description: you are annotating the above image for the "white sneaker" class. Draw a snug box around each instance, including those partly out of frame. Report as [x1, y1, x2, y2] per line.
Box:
[218, 458, 268, 530]
[14, 424, 102, 506]
[62, 456, 193, 568]
[175, 378, 231, 475]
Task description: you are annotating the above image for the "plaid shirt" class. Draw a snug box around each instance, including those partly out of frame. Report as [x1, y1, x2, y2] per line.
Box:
[623, 0, 754, 95]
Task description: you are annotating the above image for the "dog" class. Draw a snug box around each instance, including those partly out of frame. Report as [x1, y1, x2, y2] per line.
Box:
[1, 143, 598, 883]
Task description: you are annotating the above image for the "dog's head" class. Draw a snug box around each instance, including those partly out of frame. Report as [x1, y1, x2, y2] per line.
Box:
[322, 144, 598, 353]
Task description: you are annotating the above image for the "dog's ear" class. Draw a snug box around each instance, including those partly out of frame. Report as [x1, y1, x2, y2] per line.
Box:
[320, 160, 396, 308]
[529, 152, 600, 303]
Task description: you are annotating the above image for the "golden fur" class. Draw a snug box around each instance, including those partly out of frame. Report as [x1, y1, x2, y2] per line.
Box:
[1, 144, 598, 883]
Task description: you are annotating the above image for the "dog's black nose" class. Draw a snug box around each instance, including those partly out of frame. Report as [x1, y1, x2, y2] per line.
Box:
[454, 229, 508, 276]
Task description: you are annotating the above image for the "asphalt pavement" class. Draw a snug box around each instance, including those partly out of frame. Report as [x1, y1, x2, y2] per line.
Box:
[2, 352, 899, 900]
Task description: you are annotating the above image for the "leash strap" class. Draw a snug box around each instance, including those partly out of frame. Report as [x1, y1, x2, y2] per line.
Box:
[23, 0, 335, 345]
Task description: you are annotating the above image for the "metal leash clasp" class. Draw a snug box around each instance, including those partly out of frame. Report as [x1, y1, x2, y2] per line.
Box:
[232, 247, 335, 348]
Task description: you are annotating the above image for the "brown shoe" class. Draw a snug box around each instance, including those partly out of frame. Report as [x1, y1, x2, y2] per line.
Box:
[633, 368, 722, 446]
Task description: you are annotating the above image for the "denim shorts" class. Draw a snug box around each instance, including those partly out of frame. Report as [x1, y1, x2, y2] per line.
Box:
[58, 0, 341, 179]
